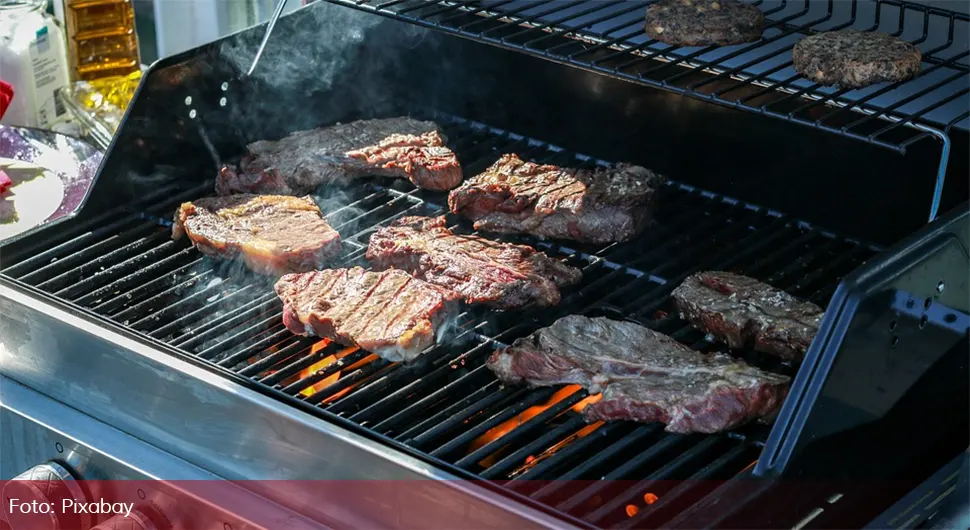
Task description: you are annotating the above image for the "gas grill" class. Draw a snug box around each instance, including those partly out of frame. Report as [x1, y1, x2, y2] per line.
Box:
[1, 1, 968, 529]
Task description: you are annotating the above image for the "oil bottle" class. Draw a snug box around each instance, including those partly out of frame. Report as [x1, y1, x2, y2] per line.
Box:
[61, 0, 140, 82]
[58, 0, 141, 133]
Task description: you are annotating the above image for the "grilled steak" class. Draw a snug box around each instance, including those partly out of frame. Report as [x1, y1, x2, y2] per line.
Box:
[487, 315, 790, 433]
[217, 117, 462, 195]
[448, 154, 666, 244]
[366, 216, 582, 309]
[672, 271, 823, 361]
[275, 267, 460, 363]
[173, 194, 341, 276]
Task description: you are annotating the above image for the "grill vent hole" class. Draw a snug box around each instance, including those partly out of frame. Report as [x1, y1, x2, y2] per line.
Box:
[891, 336, 899, 347]
[919, 315, 928, 329]
[944, 313, 957, 324]
[924, 297, 932, 310]
[889, 320, 897, 332]
[936, 280, 945, 293]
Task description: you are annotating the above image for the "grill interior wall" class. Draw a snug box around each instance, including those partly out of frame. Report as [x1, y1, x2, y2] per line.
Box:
[0, 2, 965, 527]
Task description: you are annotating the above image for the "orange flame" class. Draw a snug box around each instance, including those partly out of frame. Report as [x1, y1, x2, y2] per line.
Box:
[469, 385, 582, 455]
[570, 392, 603, 412]
[317, 352, 380, 405]
[296, 341, 356, 398]
[470, 387, 608, 470]
[509, 421, 604, 477]
[623, 493, 659, 519]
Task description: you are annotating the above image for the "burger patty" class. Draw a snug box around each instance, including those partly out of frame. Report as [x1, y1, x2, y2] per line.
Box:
[644, 0, 766, 46]
[793, 30, 923, 89]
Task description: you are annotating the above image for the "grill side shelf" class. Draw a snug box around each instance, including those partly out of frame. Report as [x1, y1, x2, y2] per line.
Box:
[757, 201, 969, 480]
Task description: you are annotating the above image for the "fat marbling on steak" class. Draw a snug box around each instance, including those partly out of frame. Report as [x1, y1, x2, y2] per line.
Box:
[448, 154, 666, 245]
[487, 315, 790, 433]
[217, 117, 463, 195]
[672, 271, 824, 361]
[366, 216, 582, 309]
[275, 267, 460, 363]
[173, 194, 341, 276]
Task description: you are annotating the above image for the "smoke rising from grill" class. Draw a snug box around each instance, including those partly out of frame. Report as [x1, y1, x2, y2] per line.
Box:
[221, 3, 378, 90]
[219, 1, 432, 139]
[313, 185, 366, 254]
[148, 2, 475, 355]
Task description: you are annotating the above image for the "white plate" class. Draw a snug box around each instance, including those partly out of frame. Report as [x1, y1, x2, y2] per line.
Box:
[0, 157, 66, 240]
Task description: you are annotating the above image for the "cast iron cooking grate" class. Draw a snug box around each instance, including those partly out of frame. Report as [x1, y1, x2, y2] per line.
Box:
[1, 115, 880, 527]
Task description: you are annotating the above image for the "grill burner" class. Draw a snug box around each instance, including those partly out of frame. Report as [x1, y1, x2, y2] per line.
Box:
[1, 114, 879, 527]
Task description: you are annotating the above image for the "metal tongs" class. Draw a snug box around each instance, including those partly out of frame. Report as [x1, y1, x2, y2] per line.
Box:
[246, 0, 291, 77]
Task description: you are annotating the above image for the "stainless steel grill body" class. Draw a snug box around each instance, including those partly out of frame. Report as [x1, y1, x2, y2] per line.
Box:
[2, 1, 967, 528]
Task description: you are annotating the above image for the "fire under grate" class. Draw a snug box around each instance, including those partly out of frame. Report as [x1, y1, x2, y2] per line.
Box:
[1, 114, 881, 527]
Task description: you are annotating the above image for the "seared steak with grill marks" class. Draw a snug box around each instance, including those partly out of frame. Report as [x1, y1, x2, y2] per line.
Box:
[448, 154, 666, 244]
[275, 267, 460, 363]
[487, 315, 790, 433]
[173, 195, 341, 276]
[366, 216, 582, 309]
[672, 271, 823, 361]
[217, 117, 462, 195]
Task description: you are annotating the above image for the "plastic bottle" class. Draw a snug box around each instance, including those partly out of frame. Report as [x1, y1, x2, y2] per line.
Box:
[0, 0, 71, 128]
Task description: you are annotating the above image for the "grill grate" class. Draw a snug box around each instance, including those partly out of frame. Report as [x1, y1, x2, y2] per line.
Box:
[2, 115, 880, 527]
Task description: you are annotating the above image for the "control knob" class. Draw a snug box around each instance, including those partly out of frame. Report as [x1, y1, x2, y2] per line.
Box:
[2, 462, 91, 530]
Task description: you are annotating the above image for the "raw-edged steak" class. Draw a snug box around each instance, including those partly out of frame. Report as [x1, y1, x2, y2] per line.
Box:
[487, 315, 790, 433]
[671, 271, 823, 361]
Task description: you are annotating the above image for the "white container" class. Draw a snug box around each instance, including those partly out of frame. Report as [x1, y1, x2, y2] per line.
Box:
[0, 0, 71, 129]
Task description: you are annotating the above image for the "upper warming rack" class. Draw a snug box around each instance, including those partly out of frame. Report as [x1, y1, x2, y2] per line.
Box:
[323, 0, 969, 218]
[325, 0, 968, 150]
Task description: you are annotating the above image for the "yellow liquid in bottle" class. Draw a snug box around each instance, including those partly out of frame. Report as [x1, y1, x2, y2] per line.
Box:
[63, 0, 141, 82]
